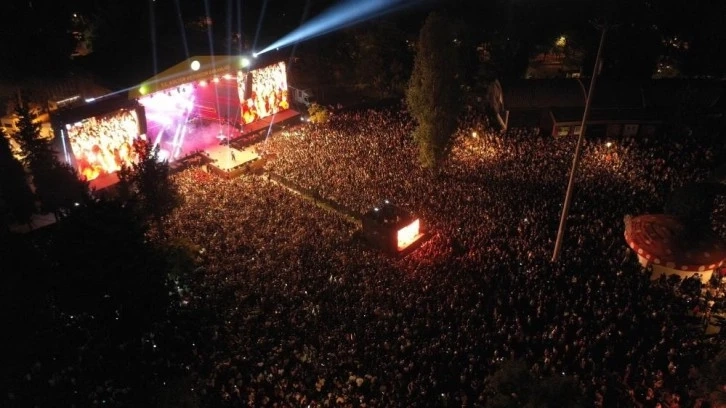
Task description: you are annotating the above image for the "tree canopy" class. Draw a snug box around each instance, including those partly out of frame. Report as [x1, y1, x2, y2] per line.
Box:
[485, 360, 584, 408]
[118, 139, 181, 235]
[0, 126, 35, 230]
[13, 103, 89, 218]
[406, 12, 463, 170]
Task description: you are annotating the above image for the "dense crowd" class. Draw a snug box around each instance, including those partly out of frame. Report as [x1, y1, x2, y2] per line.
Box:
[10, 104, 725, 407]
[157, 104, 725, 407]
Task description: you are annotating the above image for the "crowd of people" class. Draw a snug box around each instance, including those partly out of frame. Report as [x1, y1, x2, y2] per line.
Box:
[11, 103, 725, 407]
[157, 104, 726, 407]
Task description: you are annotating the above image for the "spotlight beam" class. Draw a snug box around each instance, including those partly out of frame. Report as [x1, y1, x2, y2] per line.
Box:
[174, 0, 190, 58]
[252, 0, 269, 51]
[256, 0, 417, 55]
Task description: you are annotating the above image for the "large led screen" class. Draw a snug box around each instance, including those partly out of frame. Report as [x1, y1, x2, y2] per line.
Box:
[241, 61, 289, 124]
[65, 109, 143, 181]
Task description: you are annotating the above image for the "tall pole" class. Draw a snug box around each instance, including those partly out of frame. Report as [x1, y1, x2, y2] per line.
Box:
[551, 25, 607, 263]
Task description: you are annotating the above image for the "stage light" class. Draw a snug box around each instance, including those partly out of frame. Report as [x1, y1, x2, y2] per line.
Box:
[139, 85, 149, 95]
[606, 141, 613, 148]
[241, 57, 251, 67]
[252, 52, 259, 58]
[199, 80, 207, 87]
[255, 0, 417, 55]
[213, 77, 220, 83]
[85, 97, 96, 103]
[190, 60, 201, 71]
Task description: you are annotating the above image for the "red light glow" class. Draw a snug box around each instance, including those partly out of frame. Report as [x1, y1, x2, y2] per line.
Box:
[397, 219, 420, 251]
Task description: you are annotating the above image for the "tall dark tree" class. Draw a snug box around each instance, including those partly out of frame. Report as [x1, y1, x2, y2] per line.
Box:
[118, 139, 181, 236]
[47, 198, 169, 328]
[13, 103, 56, 213]
[349, 21, 413, 97]
[13, 103, 55, 172]
[14, 103, 89, 219]
[485, 360, 584, 408]
[406, 12, 463, 170]
[45, 161, 92, 214]
[0, 126, 35, 231]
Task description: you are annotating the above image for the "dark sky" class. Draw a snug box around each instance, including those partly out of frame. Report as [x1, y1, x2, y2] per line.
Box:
[2, 0, 724, 84]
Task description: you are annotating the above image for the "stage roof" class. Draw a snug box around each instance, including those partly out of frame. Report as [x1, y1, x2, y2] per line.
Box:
[128, 55, 255, 100]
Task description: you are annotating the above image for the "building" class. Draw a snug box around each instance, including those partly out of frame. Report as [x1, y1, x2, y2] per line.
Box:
[489, 78, 726, 137]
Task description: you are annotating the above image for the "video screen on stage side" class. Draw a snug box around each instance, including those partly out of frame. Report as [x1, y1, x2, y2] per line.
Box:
[65, 109, 143, 181]
[241, 61, 289, 124]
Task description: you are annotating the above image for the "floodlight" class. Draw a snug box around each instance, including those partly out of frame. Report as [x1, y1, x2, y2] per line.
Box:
[190, 60, 201, 71]
[241, 57, 251, 67]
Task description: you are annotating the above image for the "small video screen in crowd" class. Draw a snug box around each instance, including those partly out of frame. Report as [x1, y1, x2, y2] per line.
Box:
[65, 109, 143, 181]
[241, 61, 289, 124]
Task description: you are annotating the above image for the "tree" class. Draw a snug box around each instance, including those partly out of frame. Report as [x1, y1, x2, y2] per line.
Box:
[13, 102, 54, 172]
[349, 21, 413, 97]
[308, 103, 330, 124]
[44, 161, 92, 216]
[406, 12, 463, 170]
[0, 126, 35, 231]
[485, 360, 584, 408]
[529, 375, 584, 408]
[13, 102, 89, 219]
[485, 360, 535, 408]
[118, 139, 181, 236]
[47, 198, 169, 329]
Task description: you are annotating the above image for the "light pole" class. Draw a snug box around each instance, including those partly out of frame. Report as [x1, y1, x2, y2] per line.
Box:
[551, 25, 608, 263]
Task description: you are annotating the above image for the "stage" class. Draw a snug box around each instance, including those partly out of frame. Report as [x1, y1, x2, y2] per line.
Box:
[204, 144, 259, 169]
[203, 144, 260, 179]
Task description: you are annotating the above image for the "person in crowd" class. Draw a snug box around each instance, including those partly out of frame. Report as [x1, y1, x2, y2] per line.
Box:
[21, 103, 726, 407]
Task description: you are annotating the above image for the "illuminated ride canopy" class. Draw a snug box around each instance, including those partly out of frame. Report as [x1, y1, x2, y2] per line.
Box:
[64, 108, 143, 181]
[624, 214, 726, 283]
